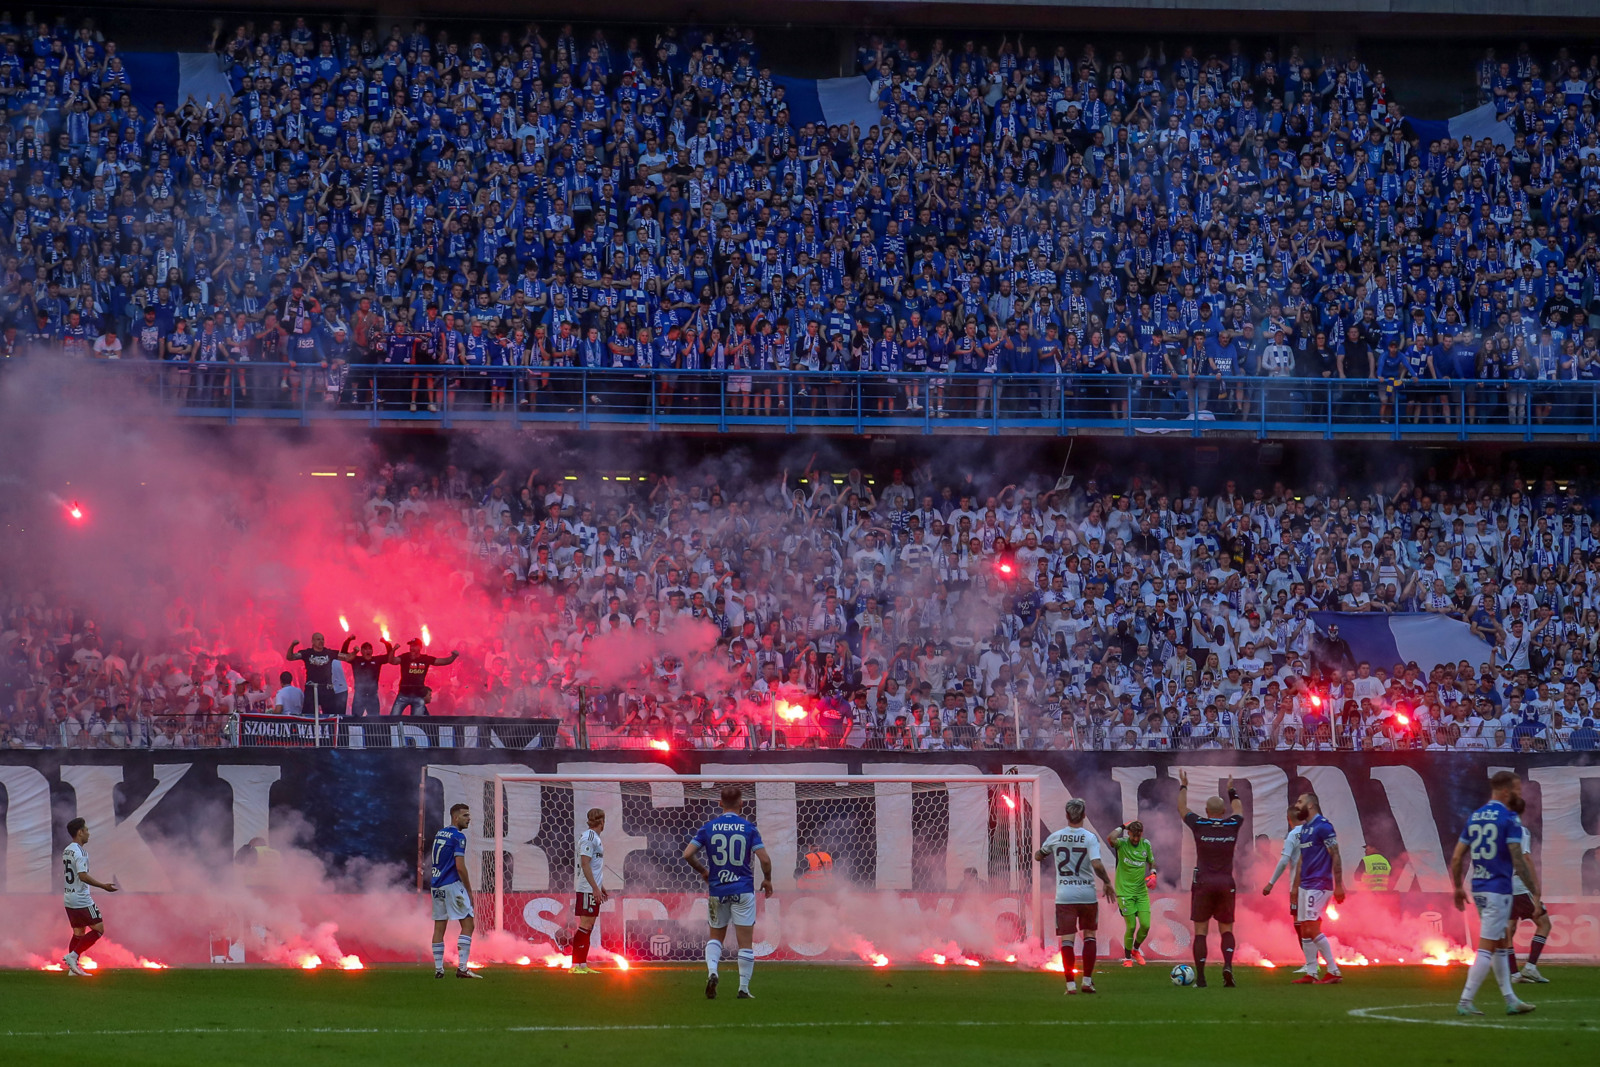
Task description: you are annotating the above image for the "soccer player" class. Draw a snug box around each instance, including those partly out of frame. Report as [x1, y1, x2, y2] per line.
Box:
[1451, 771, 1538, 1015]
[1261, 805, 1314, 976]
[429, 803, 481, 979]
[62, 816, 119, 976]
[571, 808, 607, 975]
[683, 785, 773, 999]
[1106, 820, 1157, 966]
[1289, 792, 1345, 984]
[1505, 794, 1550, 984]
[1178, 771, 1244, 988]
[388, 637, 461, 715]
[1035, 798, 1116, 994]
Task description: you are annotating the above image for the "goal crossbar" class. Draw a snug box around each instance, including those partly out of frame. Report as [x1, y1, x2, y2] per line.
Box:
[488, 773, 1044, 953]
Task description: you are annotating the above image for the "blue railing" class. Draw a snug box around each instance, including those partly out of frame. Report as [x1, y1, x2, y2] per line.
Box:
[12, 360, 1600, 439]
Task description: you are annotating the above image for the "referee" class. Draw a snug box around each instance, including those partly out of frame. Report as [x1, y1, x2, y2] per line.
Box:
[285, 634, 338, 717]
[1177, 770, 1245, 988]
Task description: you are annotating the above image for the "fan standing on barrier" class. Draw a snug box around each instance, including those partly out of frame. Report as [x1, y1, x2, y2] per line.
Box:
[683, 785, 772, 1001]
[285, 634, 338, 718]
[389, 638, 461, 716]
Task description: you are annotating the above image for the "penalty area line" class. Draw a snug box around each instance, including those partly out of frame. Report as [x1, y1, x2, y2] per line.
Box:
[4, 1019, 1281, 1040]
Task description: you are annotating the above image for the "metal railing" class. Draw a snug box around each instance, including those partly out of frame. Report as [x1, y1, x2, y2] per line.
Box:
[11, 358, 1600, 439]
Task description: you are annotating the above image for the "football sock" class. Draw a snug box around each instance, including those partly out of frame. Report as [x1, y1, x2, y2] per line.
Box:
[1460, 949, 1493, 1003]
[1529, 935, 1547, 965]
[1193, 935, 1207, 981]
[78, 929, 101, 954]
[1134, 920, 1150, 949]
[431, 943, 445, 971]
[456, 934, 472, 970]
[66, 935, 81, 957]
[1083, 936, 1097, 978]
[737, 948, 754, 992]
[1314, 934, 1338, 973]
[706, 938, 723, 976]
[1508, 947, 1518, 973]
[1492, 948, 1513, 998]
[1301, 938, 1319, 971]
[571, 927, 591, 966]
[1059, 941, 1075, 984]
[1221, 932, 1235, 972]
[1124, 925, 1135, 954]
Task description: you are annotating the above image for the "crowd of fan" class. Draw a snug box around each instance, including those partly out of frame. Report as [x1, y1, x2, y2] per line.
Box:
[5, 453, 1600, 752]
[3, 15, 1600, 422]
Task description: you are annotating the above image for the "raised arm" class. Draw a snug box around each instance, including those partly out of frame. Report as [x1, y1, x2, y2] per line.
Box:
[1176, 769, 1189, 817]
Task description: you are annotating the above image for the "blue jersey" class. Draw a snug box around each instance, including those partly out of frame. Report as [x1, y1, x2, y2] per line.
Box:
[1459, 800, 1522, 895]
[1298, 813, 1338, 890]
[430, 826, 466, 889]
[691, 813, 764, 898]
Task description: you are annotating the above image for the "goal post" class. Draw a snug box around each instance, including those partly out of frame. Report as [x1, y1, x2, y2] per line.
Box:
[486, 773, 1044, 963]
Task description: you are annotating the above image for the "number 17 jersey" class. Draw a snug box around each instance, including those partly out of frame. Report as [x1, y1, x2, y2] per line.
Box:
[1042, 825, 1102, 904]
[691, 813, 764, 898]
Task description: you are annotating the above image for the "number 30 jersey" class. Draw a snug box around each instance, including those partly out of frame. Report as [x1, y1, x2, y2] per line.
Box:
[1459, 799, 1522, 895]
[1042, 825, 1102, 904]
[690, 814, 764, 898]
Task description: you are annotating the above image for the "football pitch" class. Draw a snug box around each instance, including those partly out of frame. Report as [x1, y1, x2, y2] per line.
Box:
[0, 964, 1595, 1065]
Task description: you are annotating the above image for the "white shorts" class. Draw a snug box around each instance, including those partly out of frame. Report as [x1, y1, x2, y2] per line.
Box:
[431, 882, 474, 921]
[1297, 887, 1332, 922]
[1472, 892, 1512, 937]
[708, 892, 757, 929]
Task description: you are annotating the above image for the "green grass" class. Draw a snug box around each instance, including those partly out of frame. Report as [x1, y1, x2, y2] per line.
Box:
[0, 963, 1595, 1065]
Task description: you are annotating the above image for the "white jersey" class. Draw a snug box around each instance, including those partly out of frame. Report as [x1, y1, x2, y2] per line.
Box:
[1042, 825, 1102, 904]
[63, 842, 93, 909]
[577, 828, 605, 893]
[1510, 825, 1533, 896]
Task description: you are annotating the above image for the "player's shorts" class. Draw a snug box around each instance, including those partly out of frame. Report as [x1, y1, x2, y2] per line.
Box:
[1510, 893, 1537, 923]
[65, 905, 102, 926]
[1055, 901, 1099, 935]
[1472, 891, 1512, 935]
[1297, 887, 1332, 922]
[575, 891, 601, 918]
[1191, 882, 1237, 924]
[1117, 893, 1151, 919]
[708, 892, 756, 929]
[431, 882, 474, 921]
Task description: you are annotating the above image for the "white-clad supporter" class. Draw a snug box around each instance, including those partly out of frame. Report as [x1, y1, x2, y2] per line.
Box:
[272, 671, 304, 716]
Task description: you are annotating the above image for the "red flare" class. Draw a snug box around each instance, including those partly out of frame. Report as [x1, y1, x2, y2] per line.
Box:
[337, 955, 364, 971]
[649, 739, 671, 752]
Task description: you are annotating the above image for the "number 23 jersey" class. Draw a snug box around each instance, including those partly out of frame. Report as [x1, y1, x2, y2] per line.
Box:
[1042, 826, 1102, 904]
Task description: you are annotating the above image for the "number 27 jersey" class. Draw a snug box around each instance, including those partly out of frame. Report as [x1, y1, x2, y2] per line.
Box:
[691, 814, 764, 898]
[1043, 826, 1102, 904]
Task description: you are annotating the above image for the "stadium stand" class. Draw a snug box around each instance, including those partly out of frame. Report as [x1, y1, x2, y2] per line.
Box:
[2, 16, 1600, 436]
[5, 453, 1600, 754]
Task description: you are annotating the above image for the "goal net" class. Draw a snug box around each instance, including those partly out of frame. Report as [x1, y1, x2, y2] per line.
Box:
[478, 774, 1042, 964]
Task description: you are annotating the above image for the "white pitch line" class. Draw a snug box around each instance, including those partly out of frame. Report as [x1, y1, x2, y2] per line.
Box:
[1348, 999, 1591, 1030]
[1, 1019, 1278, 1040]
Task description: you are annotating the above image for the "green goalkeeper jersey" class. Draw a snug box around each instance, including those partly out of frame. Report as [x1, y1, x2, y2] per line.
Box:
[1112, 836, 1154, 897]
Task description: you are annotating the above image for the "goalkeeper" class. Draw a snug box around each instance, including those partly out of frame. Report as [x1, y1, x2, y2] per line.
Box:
[1107, 821, 1157, 965]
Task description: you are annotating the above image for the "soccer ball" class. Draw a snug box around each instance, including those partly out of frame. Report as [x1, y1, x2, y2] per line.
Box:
[1170, 964, 1196, 986]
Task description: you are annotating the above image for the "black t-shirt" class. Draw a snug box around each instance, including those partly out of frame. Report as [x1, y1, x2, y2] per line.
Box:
[290, 646, 336, 686]
[350, 654, 386, 688]
[396, 652, 437, 695]
[1184, 812, 1244, 885]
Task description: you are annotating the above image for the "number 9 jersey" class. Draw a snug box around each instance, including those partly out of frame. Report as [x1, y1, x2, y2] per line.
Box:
[1042, 825, 1102, 904]
[1459, 799, 1521, 895]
